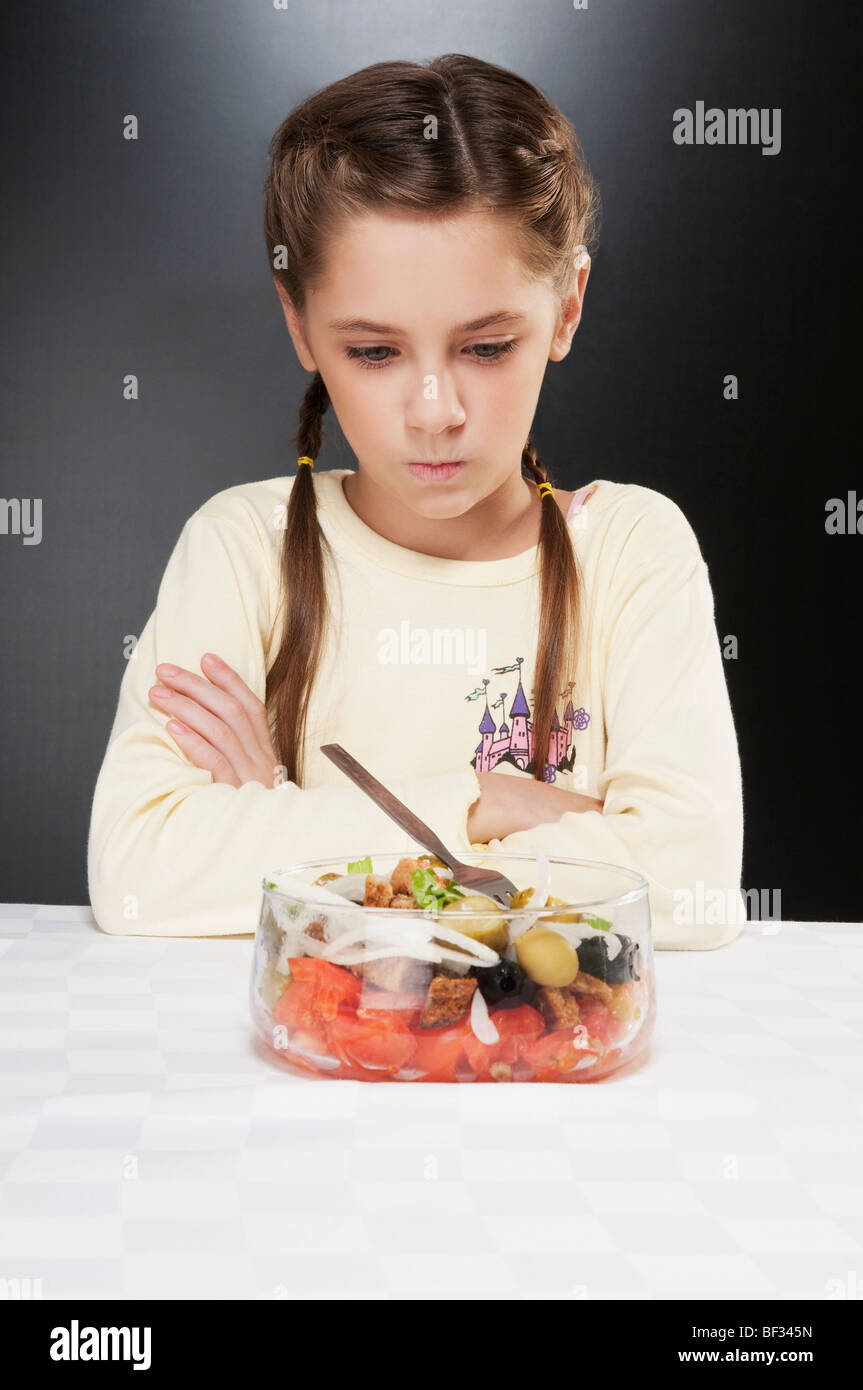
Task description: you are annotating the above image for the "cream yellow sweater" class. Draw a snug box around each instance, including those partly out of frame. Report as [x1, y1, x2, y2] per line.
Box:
[87, 469, 745, 948]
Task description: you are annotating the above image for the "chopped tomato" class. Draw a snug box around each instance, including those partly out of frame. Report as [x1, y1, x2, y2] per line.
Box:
[521, 1026, 599, 1079]
[411, 1017, 474, 1082]
[271, 980, 332, 1057]
[583, 1047, 624, 1082]
[327, 1009, 417, 1074]
[463, 1004, 545, 1078]
[272, 979, 323, 1033]
[574, 994, 616, 1049]
[287, 957, 362, 1020]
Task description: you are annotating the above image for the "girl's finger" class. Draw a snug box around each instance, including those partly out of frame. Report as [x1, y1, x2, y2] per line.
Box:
[199, 654, 273, 744]
[152, 663, 262, 765]
[166, 719, 240, 787]
[151, 685, 250, 775]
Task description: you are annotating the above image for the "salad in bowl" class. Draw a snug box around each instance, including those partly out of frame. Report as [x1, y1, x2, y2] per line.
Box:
[250, 850, 655, 1083]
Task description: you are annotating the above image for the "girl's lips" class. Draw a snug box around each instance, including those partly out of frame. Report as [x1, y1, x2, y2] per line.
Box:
[406, 461, 466, 482]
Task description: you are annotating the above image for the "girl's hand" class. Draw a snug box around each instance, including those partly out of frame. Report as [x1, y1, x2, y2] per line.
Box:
[148, 654, 282, 789]
[467, 769, 604, 843]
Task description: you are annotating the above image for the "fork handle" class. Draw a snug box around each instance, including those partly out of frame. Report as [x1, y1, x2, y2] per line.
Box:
[319, 743, 462, 872]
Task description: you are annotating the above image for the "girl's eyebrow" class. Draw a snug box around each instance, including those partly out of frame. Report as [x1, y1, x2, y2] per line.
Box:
[327, 310, 527, 334]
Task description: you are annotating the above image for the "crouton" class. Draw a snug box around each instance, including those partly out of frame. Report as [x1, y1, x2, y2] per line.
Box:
[489, 1061, 513, 1082]
[419, 974, 477, 1029]
[568, 970, 614, 1009]
[302, 920, 326, 942]
[356, 955, 434, 995]
[535, 986, 582, 1030]
[389, 893, 419, 910]
[530, 989, 578, 1034]
[364, 875, 394, 908]
[390, 857, 428, 896]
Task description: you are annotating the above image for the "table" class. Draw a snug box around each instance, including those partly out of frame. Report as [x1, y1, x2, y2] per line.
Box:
[1, 906, 861, 1300]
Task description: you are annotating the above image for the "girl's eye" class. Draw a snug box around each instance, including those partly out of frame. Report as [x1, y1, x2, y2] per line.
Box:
[345, 345, 392, 368]
[468, 341, 517, 363]
[344, 340, 518, 371]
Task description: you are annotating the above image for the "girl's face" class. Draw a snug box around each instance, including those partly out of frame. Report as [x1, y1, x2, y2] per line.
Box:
[276, 208, 588, 531]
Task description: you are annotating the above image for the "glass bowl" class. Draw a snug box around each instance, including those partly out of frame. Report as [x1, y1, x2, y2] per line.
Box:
[250, 851, 655, 1083]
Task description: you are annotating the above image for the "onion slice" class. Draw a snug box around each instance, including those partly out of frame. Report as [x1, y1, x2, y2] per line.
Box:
[508, 845, 552, 940]
[267, 874, 367, 908]
[320, 913, 432, 958]
[428, 922, 500, 964]
[470, 985, 499, 1044]
[323, 943, 444, 966]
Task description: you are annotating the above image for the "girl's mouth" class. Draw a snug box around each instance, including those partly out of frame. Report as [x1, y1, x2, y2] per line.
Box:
[405, 461, 466, 482]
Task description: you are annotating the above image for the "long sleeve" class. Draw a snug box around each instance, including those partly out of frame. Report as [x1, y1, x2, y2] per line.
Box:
[87, 508, 482, 937]
[478, 519, 746, 950]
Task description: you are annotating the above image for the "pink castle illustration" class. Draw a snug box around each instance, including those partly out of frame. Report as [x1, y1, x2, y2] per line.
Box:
[468, 656, 590, 784]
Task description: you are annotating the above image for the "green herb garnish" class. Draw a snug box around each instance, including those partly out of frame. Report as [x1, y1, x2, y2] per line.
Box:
[411, 867, 467, 910]
[580, 912, 613, 932]
[347, 855, 373, 874]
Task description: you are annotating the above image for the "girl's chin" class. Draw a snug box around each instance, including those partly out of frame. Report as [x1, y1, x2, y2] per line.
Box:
[404, 488, 477, 519]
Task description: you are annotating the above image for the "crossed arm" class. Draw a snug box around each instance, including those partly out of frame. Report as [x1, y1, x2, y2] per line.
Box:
[148, 654, 604, 841]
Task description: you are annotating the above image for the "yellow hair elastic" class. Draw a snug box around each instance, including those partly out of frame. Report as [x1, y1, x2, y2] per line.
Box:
[537, 481, 554, 499]
[297, 456, 315, 468]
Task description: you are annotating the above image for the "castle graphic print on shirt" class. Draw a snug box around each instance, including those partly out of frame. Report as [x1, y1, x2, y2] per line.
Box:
[465, 656, 590, 784]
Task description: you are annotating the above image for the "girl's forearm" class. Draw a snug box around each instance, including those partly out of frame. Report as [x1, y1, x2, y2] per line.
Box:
[502, 777, 604, 836]
[468, 770, 604, 842]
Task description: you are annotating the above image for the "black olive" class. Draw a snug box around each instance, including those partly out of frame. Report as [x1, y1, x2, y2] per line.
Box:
[607, 935, 641, 984]
[576, 932, 641, 985]
[573, 935, 609, 980]
[473, 958, 532, 1007]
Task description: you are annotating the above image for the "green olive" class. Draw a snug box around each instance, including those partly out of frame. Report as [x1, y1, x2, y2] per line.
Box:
[509, 886, 582, 923]
[515, 927, 579, 986]
[439, 893, 508, 955]
[544, 894, 583, 924]
[419, 854, 452, 873]
[508, 887, 535, 911]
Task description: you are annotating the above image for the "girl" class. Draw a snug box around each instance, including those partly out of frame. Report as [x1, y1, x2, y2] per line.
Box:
[87, 54, 744, 948]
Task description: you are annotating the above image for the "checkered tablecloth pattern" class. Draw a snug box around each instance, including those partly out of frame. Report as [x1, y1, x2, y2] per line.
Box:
[1, 905, 861, 1301]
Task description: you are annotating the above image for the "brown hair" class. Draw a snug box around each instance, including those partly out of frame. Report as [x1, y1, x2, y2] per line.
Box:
[263, 53, 600, 787]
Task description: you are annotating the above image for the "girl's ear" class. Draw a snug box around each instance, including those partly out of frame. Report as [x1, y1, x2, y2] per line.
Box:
[272, 276, 317, 371]
[548, 256, 591, 362]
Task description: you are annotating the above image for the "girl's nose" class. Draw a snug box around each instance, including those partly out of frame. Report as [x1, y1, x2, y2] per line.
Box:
[403, 369, 467, 433]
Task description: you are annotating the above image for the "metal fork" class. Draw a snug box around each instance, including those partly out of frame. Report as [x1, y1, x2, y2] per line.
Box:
[319, 742, 520, 906]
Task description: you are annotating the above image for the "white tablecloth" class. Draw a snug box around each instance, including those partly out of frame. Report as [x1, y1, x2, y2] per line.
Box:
[1, 906, 861, 1301]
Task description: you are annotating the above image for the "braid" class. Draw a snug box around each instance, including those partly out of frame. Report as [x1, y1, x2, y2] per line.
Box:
[266, 371, 333, 787]
[296, 371, 330, 458]
[521, 436, 583, 783]
[520, 437, 547, 487]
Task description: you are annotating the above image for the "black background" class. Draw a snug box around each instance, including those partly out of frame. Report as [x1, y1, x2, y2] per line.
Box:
[0, 1, 858, 920]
